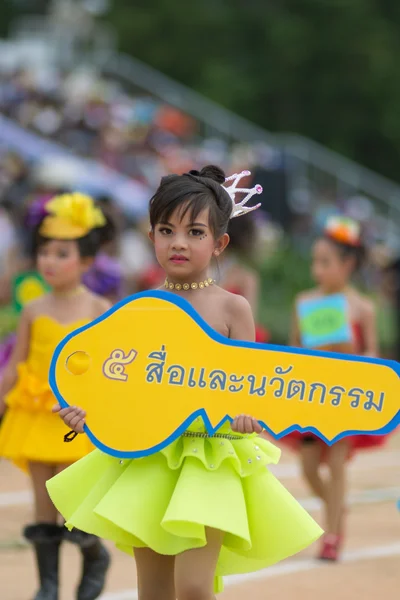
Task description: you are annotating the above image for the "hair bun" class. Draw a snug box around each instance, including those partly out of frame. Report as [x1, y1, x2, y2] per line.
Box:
[199, 165, 226, 184]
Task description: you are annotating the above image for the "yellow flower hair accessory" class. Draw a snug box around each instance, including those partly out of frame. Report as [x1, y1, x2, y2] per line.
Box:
[39, 193, 106, 240]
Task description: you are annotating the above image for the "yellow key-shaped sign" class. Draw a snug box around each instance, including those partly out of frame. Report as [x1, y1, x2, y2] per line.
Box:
[50, 291, 400, 458]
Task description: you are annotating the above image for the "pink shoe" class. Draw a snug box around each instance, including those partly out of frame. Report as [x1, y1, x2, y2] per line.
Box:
[318, 534, 340, 561]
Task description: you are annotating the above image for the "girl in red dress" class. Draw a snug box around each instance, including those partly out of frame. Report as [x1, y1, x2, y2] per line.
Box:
[281, 216, 385, 561]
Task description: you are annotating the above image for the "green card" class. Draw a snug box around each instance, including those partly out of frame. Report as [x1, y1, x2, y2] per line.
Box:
[297, 293, 352, 348]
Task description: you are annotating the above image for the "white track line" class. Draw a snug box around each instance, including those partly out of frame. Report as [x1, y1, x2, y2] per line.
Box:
[269, 449, 400, 479]
[301, 486, 400, 512]
[0, 451, 398, 599]
[99, 541, 400, 600]
[0, 490, 31, 508]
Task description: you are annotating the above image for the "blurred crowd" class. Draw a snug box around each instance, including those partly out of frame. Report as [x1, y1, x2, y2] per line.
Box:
[0, 148, 161, 306]
[0, 64, 281, 309]
[0, 66, 277, 190]
[0, 63, 397, 348]
[0, 63, 389, 242]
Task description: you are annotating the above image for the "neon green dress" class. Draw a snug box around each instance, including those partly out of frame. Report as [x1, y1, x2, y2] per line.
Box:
[47, 415, 322, 592]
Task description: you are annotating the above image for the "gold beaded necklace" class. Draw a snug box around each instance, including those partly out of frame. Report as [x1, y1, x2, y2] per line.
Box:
[164, 277, 215, 291]
[53, 285, 86, 299]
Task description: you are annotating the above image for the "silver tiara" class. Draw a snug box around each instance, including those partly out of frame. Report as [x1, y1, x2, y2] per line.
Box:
[223, 170, 263, 219]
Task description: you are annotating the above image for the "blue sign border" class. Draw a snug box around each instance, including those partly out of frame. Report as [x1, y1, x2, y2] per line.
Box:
[49, 290, 400, 458]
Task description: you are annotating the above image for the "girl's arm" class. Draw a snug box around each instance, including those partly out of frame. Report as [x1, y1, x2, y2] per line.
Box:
[0, 307, 32, 416]
[228, 295, 263, 434]
[360, 300, 378, 357]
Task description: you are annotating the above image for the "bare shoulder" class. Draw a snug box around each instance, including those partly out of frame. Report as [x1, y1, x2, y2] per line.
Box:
[87, 291, 112, 319]
[294, 288, 319, 305]
[23, 294, 51, 321]
[221, 287, 253, 319]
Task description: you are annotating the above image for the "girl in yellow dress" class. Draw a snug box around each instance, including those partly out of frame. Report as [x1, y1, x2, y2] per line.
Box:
[47, 166, 323, 599]
[0, 193, 114, 600]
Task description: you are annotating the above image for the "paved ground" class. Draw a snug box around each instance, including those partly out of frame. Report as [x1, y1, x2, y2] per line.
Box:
[1, 433, 399, 600]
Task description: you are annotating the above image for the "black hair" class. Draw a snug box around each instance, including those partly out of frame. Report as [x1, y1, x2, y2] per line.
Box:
[149, 165, 232, 238]
[227, 213, 257, 257]
[96, 194, 114, 208]
[322, 234, 366, 272]
[31, 213, 116, 259]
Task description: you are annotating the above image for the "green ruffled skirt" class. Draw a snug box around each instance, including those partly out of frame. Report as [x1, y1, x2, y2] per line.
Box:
[46, 419, 323, 592]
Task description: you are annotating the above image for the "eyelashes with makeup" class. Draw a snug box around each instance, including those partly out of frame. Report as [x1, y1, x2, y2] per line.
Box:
[158, 227, 206, 238]
[191, 229, 206, 237]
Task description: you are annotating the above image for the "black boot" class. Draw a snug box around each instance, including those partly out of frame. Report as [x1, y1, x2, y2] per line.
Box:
[23, 523, 63, 600]
[65, 529, 110, 600]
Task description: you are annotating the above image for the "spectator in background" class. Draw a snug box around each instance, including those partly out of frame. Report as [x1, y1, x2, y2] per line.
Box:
[373, 244, 400, 361]
[1, 152, 31, 211]
[219, 212, 269, 343]
[0, 202, 18, 304]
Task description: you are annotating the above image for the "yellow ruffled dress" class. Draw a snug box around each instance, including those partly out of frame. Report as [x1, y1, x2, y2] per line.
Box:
[0, 315, 93, 471]
[47, 416, 323, 592]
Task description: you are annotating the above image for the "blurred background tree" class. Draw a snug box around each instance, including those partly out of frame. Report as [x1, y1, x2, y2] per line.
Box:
[104, 0, 400, 182]
[2, 1, 400, 181]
